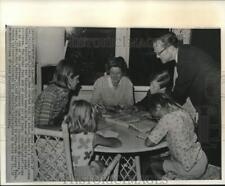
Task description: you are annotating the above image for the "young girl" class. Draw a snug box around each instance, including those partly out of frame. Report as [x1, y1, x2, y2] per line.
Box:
[63, 99, 121, 181]
[145, 93, 208, 180]
[35, 59, 80, 127]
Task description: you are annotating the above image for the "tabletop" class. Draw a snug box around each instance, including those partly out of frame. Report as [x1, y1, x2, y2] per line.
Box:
[36, 110, 168, 154]
[95, 112, 168, 153]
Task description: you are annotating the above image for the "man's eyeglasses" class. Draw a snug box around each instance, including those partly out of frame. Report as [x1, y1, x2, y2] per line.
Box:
[155, 46, 168, 56]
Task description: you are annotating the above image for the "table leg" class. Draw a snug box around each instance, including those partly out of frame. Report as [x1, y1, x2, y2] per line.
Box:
[135, 155, 142, 180]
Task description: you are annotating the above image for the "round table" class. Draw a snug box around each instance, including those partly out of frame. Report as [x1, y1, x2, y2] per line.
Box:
[94, 119, 168, 181]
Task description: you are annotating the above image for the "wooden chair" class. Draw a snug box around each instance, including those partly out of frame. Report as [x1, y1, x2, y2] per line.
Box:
[33, 123, 121, 181]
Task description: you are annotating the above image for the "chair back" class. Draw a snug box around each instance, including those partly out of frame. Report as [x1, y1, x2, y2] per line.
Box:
[33, 123, 74, 181]
[34, 123, 121, 181]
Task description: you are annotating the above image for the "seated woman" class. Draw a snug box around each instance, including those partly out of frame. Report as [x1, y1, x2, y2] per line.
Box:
[35, 59, 80, 127]
[91, 56, 134, 110]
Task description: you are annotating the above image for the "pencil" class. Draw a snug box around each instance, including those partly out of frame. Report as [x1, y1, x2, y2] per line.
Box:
[136, 134, 146, 140]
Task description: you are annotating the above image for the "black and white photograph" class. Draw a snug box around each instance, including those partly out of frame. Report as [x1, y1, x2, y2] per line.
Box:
[4, 26, 221, 183]
[1, 1, 225, 185]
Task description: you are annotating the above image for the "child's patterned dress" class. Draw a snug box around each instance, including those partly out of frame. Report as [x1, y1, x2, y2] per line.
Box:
[70, 132, 100, 181]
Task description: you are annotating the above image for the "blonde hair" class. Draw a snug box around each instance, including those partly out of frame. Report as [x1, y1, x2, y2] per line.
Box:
[68, 100, 97, 133]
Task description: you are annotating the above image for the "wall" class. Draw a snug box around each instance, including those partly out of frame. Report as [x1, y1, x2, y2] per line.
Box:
[36, 27, 66, 95]
[36, 27, 66, 66]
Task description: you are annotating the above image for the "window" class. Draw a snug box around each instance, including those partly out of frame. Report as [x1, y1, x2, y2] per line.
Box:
[128, 28, 174, 86]
[65, 27, 116, 85]
[40, 28, 220, 89]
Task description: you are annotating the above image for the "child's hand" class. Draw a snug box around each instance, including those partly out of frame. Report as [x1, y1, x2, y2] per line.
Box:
[68, 74, 80, 90]
[63, 115, 71, 124]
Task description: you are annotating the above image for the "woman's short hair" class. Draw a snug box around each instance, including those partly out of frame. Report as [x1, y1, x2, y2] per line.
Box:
[105, 56, 128, 75]
[53, 59, 80, 87]
[154, 32, 179, 48]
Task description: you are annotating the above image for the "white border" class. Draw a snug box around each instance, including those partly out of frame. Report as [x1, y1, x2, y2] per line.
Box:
[0, 0, 225, 185]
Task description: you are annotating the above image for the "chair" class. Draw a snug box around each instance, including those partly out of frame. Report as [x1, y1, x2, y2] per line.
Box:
[33, 123, 121, 181]
[33, 124, 73, 181]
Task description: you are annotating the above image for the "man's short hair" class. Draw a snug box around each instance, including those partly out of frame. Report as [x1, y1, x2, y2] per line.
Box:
[154, 32, 179, 48]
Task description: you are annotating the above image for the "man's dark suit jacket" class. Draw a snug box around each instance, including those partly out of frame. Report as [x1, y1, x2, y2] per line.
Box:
[136, 45, 220, 144]
[173, 45, 220, 111]
[136, 45, 220, 114]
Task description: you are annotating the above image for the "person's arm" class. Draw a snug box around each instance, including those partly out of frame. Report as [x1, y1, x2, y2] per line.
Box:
[91, 78, 103, 105]
[149, 71, 170, 95]
[36, 94, 54, 126]
[144, 117, 169, 147]
[125, 79, 135, 106]
[93, 133, 122, 148]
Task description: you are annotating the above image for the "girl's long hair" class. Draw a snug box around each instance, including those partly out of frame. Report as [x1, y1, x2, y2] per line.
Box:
[53, 59, 80, 88]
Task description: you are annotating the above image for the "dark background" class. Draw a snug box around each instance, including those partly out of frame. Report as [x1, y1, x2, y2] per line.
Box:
[41, 28, 220, 88]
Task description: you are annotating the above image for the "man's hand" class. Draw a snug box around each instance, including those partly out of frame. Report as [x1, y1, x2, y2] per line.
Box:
[149, 80, 166, 94]
[149, 71, 170, 94]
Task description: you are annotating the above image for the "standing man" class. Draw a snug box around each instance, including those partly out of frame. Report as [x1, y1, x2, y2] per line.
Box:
[151, 32, 220, 145]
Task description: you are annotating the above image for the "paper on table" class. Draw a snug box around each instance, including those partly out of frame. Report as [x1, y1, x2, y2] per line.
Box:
[129, 120, 155, 133]
[97, 130, 119, 138]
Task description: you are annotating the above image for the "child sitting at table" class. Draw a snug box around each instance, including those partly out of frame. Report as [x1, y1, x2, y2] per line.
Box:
[144, 93, 208, 180]
[63, 99, 121, 181]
